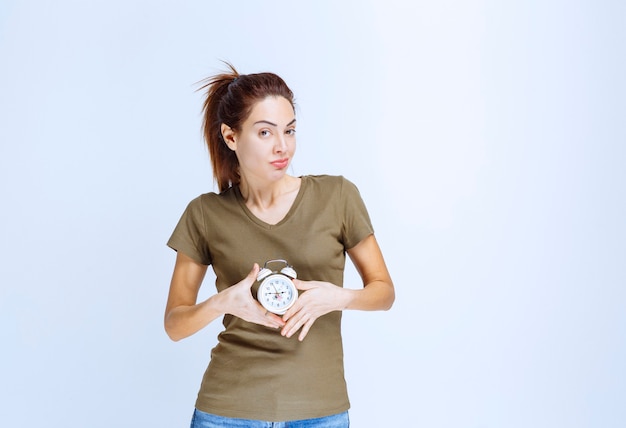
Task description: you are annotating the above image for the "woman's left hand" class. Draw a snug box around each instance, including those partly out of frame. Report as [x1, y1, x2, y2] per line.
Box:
[280, 279, 351, 341]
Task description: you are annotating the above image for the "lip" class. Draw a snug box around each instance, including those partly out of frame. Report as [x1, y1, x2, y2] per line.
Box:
[270, 158, 289, 169]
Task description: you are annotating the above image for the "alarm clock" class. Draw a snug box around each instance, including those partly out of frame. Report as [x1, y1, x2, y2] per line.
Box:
[256, 259, 298, 315]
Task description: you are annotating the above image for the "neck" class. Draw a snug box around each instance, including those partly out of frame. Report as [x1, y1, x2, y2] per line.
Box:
[239, 175, 299, 208]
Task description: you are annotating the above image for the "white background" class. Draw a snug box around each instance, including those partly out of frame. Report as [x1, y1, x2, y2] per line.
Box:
[1, 1, 624, 427]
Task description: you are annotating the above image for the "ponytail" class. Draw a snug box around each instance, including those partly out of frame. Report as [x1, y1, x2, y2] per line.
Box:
[198, 63, 241, 192]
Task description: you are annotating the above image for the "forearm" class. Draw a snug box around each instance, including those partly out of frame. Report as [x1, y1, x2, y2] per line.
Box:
[343, 280, 395, 311]
[344, 234, 395, 311]
[164, 295, 224, 342]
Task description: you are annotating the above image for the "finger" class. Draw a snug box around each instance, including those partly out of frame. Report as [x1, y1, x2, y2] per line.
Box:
[262, 318, 284, 329]
[281, 323, 295, 338]
[264, 310, 285, 327]
[281, 299, 304, 322]
[281, 306, 295, 322]
[298, 320, 313, 341]
[243, 263, 260, 288]
[281, 312, 307, 338]
[293, 279, 313, 291]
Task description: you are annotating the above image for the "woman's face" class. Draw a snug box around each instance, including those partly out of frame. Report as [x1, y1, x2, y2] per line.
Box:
[225, 96, 296, 185]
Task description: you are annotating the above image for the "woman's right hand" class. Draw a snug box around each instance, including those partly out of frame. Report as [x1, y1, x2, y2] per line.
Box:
[217, 264, 286, 329]
[165, 254, 283, 341]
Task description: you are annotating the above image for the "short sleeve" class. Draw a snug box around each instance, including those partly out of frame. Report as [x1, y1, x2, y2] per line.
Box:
[167, 196, 212, 265]
[340, 177, 374, 249]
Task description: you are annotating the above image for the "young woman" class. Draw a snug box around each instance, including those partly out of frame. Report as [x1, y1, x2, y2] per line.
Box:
[165, 63, 395, 428]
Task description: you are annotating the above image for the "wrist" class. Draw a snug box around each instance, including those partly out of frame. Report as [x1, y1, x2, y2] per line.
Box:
[203, 291, 227, 317]
[340, 287, 357, 311]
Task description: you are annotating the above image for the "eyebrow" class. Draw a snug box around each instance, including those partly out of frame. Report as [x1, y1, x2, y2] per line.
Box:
[253, 118, 296, 127]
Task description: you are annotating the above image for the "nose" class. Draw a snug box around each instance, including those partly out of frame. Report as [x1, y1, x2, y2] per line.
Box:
[274, 134, 287, 153]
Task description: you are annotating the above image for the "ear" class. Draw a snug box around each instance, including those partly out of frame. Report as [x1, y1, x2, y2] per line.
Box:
[221, 123, 237, 151]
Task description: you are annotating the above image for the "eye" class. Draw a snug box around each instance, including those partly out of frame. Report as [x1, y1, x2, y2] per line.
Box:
[286, 128, 296, 136]
[259, 129, 271, 137]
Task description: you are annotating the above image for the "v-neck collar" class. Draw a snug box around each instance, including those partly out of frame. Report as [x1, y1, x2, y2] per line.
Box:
[233, 176, 307, 230]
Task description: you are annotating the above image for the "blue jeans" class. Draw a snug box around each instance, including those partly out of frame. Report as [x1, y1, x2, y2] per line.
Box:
[190, 408, 350, 428]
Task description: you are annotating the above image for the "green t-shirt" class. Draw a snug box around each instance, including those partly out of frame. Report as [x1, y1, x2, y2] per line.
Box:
[167, 175, 374, 421]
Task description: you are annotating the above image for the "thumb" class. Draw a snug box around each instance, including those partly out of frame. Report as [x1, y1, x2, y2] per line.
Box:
[244, 263, 260, 287]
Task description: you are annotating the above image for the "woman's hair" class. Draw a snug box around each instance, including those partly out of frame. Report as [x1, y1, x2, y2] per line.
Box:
[198, 62, 295, 192]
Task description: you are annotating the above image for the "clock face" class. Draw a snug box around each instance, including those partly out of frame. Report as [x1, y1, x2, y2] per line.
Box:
[258, 274, 297, 315]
